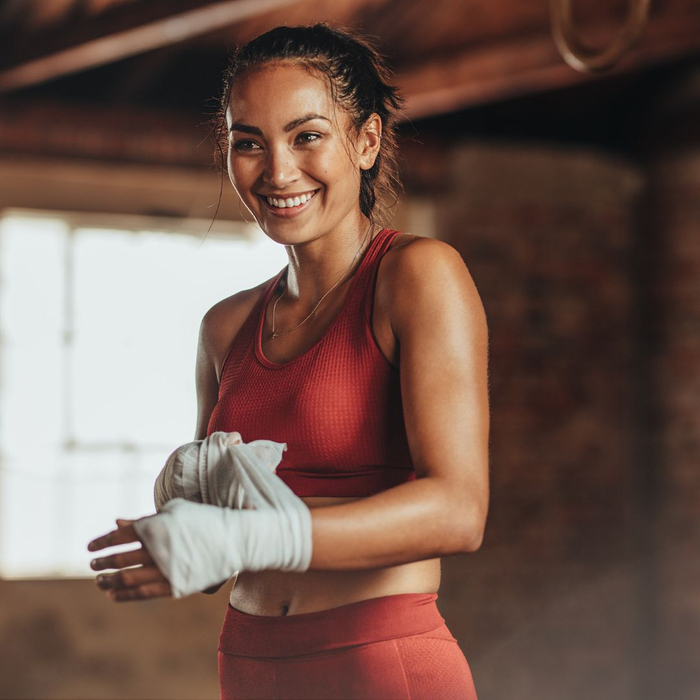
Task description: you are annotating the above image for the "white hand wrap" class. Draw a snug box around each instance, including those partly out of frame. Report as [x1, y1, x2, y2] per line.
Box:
[131, 432, 313, 599]
[152, 431, 286, 511]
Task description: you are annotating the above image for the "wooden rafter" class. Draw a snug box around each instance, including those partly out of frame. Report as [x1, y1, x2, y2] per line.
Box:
[398, 10, 700, 120]
[0, 0, 306, 93]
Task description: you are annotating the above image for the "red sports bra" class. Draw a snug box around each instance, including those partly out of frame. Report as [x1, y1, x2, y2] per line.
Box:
[206, 227, 416, 497]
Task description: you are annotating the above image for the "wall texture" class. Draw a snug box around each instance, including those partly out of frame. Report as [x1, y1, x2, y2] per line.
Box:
[647, 144, 700, 700]
[434, 140, 646, 700]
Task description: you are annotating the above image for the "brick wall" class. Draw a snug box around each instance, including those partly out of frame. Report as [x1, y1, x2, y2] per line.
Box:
[647, 146, 700, 700]
[432, 140, 646, 700]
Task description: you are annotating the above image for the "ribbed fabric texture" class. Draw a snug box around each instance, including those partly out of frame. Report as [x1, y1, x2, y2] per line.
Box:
[207, 227, 416, 497]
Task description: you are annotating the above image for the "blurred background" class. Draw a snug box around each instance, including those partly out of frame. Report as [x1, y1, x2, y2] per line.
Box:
[0, 0, 698, 698]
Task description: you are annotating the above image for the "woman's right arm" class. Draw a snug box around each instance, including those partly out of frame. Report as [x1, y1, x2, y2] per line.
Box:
[194, 304, 241, 595]
[194, 306, 230, 595]
[194, 286, 263, 440]
[194, 306, 224, 442]
[193, 288, 263, 595]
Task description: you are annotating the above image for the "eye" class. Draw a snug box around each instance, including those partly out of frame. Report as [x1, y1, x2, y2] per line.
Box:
[296, 132, 322, 145]
[232, 139, 261, 152]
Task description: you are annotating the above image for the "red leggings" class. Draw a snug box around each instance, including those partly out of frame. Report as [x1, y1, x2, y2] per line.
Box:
[218, 592, 478, 699]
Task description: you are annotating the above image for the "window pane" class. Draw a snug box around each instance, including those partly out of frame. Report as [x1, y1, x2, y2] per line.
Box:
[0, 216, 67, 450]
[0, 212, 286, 578]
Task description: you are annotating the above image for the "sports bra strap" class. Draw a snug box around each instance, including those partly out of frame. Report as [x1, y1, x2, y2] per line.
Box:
[357, 227, 401, 325]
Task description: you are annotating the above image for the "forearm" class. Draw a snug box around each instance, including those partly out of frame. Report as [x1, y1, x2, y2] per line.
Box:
[308, 477, 484, 571]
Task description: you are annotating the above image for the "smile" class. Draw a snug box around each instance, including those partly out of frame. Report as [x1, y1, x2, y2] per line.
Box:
[258, 189, 320, 217]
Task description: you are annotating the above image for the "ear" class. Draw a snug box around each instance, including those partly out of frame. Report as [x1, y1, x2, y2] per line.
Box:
[357, 113, 382, 171]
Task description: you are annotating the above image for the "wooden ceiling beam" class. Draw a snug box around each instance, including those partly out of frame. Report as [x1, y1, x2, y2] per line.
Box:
[0, 0, 306, 94]
[398, 9, 700, 120]
[0, 100, 210, 167]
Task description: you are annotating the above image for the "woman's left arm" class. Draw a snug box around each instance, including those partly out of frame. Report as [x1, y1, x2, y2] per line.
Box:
[309, 237, 490, 570]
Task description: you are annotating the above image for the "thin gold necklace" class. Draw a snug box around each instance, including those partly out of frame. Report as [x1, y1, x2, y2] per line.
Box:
[269, 222, 376, 340]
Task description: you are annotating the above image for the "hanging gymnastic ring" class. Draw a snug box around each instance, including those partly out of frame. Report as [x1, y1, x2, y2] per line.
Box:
[550, 0, 652, 73]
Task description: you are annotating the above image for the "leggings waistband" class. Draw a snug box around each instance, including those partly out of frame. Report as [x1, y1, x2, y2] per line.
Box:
[218, 592, 446, 658]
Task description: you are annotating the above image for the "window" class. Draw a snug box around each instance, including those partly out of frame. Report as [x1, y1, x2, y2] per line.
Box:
[0, 209, 286, 578]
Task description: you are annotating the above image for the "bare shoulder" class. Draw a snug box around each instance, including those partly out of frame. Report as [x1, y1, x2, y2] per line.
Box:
[199, 274, 276, 381]
[194, 271, 281, 440]
[376, 232, 488, 350]
[385, 232, 463, 265]
[382, 233, 483, 307]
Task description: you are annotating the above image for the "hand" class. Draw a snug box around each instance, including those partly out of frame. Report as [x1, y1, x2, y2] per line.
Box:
[87, 518, 173, 602]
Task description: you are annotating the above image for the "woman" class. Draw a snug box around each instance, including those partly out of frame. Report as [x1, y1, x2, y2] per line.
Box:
[88, 23, 490, 699]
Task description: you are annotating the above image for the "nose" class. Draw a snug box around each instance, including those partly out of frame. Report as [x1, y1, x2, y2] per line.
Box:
[262, 145, 299, 190]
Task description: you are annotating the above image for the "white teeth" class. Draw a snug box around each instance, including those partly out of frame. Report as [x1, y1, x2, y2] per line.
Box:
[265, 190, 316, 208]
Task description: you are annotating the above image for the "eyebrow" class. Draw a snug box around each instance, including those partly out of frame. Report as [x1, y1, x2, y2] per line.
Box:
[229, 113, 330, 135]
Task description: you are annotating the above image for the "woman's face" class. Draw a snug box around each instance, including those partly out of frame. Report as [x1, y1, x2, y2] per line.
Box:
[225, 62, 379, 243]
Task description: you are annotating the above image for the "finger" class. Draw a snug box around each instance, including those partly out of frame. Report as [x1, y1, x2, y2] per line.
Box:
[107, 580, 172, 602]
[224, 432, 242, 446]
[90, 545, 152, 572]
[87, 523, 139, 552]
[96, 564, 167, 591]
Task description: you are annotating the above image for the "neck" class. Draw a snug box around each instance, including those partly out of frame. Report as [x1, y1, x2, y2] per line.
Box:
[282, 219, 378, 306]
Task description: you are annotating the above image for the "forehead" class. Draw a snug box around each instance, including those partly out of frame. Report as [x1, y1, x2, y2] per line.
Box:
[226, 62, 338, 126]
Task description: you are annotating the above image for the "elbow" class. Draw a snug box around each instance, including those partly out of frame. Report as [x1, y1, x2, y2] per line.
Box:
[453, 496, 488, 554]
[433, 478, 488, 555]
[461, 522, 485, 553]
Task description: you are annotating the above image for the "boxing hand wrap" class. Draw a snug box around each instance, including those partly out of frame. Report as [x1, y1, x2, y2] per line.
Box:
[131, 495, 313, 599]
[135, 432, 313, 598]
[153, 431, 285, 511]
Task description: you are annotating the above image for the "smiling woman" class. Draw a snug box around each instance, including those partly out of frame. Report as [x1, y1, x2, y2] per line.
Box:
[87, 22, 488, 700]
[224, 61, 383, 242]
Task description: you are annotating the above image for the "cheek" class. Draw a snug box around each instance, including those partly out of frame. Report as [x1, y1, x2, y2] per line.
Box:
[309, 149, 355, 188]
[228, 157, 255, 193]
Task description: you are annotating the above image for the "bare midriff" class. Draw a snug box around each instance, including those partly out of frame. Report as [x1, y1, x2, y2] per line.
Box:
[229, 494, 441, 617]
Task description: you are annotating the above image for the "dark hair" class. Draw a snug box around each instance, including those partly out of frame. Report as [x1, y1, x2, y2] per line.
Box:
[211, 23, 405, 228]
